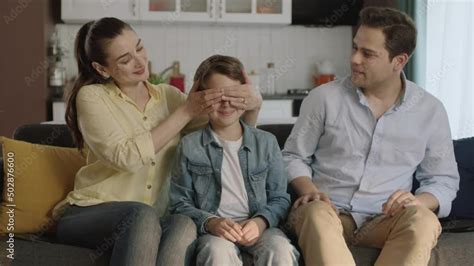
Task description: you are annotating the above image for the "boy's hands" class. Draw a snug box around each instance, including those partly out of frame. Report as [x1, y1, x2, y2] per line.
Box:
[205, 217, 268, 246]
[205, 217, 243, 242]
[238, 217, 268, 246]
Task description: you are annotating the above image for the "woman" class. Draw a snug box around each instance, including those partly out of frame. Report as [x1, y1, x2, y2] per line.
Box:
[53, 17, 261, 266]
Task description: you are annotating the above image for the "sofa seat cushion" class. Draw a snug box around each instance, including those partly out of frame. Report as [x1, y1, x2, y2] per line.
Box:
[0, 137, 85, 234]
[0, 235, 109, 265]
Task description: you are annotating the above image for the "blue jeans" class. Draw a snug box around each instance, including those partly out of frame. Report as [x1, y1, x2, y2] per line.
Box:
[56, 201, 196, 266]
[195, 228, 300, 266]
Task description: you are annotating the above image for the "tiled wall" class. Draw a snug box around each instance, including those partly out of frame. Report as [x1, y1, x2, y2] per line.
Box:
[56, 23, 352, 93]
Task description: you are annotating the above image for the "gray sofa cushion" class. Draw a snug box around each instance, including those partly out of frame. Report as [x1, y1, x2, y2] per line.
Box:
[2, 233, 472, 266]
[0, 236, 109, 266]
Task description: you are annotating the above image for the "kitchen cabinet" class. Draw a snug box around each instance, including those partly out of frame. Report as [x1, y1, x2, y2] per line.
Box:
[141, 0, 215, 22]
[61, 0, 291, 24]
[257, 97, 298, 125]
[141, 0, 291, 24]
[218, 0, 291, 24]
[61, 0, 140, 23]
[52, 101, 66, 122]
[49, 97, 300, 124]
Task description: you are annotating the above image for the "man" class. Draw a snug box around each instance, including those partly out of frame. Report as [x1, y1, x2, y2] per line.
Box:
[283, 7, 460, 266]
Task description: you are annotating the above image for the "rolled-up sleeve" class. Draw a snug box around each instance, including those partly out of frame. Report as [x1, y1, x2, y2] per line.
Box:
[76, 87, 155, 172]
[164, 86, 208, 135]
[415, 104, 460, 218]
[282, 89, 326, 182]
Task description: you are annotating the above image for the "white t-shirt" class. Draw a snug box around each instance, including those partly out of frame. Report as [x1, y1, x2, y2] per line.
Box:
[211, 130, 250, 222]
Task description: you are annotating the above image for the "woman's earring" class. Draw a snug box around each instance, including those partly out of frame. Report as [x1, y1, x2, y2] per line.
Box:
[103, 74, 110, 79]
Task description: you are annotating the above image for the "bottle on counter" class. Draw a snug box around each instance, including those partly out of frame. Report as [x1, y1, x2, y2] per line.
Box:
[47, 30, 67, 99]
[247, 70, 260, 92]
[169, 61, 185, 92]
[260, 62, 276, 95]
[48, 57, 66, 99]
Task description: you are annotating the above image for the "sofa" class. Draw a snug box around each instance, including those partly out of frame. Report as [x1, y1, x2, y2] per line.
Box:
[0, 123, 473, 266]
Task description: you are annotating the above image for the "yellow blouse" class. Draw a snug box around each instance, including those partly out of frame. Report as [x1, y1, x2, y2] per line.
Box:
[53, 81, 206, 218]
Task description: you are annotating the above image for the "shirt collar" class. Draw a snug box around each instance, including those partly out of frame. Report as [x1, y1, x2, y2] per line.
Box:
[202, 120, 254, 152]
[104, 81, 160, 100]
[352, 71, 411, 110]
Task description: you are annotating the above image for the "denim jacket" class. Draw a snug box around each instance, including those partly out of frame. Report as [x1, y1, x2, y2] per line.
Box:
[169, 121, 290, 235]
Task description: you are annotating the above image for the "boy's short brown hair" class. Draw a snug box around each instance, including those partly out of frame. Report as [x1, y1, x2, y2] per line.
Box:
[359, 7, 417, 60]
[194, 55, 246, 90]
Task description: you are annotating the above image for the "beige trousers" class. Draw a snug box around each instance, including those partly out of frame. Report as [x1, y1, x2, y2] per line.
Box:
[288, 201, 442, 266]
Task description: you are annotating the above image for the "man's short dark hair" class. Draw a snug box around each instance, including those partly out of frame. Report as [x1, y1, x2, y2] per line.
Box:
[359, 7, 417, 60]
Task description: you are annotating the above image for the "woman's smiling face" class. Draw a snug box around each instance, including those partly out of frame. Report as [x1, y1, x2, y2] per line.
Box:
[97, 29, 149, 85]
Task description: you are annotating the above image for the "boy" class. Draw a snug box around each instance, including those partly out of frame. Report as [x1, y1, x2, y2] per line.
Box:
[170, 55, 299, 266]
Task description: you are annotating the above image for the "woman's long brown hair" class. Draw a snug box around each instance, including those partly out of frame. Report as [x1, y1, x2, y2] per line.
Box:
[65, 17, 131, 150]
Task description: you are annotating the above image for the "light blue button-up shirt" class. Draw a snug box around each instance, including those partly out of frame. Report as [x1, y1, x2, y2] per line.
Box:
[282, 75, 460, 228]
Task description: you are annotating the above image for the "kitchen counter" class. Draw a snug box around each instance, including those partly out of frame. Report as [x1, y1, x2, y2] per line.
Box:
[262, 93, 307, 100]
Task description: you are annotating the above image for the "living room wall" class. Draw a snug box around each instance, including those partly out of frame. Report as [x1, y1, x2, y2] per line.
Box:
[0, 0, 58, 137]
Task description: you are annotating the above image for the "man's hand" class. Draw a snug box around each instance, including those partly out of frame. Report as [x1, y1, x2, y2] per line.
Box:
[383, 190, 422, 217]
[238, 217, 268, 246]
[293, 191, 338, 213]
[206, 217, 243, 242]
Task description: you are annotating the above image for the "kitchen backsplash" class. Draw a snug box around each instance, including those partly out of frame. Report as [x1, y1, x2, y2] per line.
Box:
[56, 23, 352, 93]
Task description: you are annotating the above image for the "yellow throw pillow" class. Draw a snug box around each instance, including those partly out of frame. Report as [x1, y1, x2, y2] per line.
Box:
[0, 136, 85, 235]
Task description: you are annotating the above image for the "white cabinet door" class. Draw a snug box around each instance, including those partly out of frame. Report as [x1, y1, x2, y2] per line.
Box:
[140, 0, 215, 23]
[61, 0, 140, 23]
[218, 0, 291, 24]
[62, 0, 291, 24]
[257, 99, 296, 124]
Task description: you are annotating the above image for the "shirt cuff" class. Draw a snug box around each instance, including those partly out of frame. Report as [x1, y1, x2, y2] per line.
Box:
[251, 211, 275, 228]
[134, 131, 155, 165]
[286, 160, 313, 183]
[415, 186, 452, 218]
[198, 214, 219, 235]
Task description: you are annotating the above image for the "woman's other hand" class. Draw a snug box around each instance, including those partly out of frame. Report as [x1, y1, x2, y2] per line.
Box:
[183, 79, 223, 117]
[221, 70, 263, 111]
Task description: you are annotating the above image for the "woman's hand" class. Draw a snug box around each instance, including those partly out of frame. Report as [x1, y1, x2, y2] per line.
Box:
[183, 80, 224, 118]
[221, 70, 263, 111]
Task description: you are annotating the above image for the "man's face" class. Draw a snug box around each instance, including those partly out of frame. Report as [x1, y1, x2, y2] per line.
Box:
[351, 26, 398, 90]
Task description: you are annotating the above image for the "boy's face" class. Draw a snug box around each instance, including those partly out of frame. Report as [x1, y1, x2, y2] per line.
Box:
[205, 73, 245, 129]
